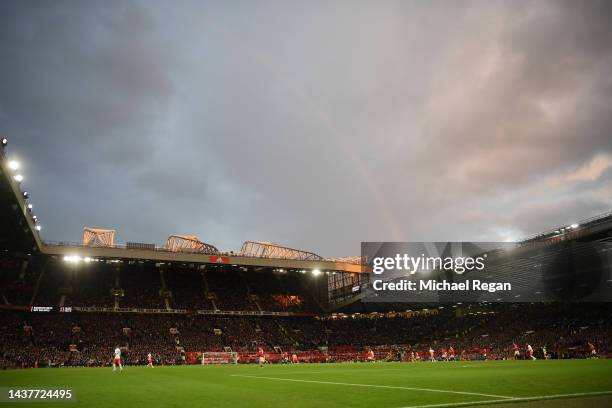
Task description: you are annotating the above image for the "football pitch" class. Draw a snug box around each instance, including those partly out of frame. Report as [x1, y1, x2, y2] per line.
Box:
[1, 360, 611, 408]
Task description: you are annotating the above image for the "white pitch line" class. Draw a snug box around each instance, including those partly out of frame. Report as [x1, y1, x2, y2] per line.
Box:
[398, 398, 516, 408]
[399, 390, 612, 408]
[230, 375, 514, 399]
[274, 368, 409, 375]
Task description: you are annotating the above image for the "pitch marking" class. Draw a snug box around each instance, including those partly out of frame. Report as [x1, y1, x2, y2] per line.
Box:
[230, 374, 515, 399]
[399, 390, 612, 408]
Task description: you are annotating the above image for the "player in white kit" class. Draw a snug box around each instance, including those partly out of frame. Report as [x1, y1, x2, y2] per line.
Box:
[147, 353, 154, 368]
[113, 347, 123, 371]
[526, 344, 536, 360]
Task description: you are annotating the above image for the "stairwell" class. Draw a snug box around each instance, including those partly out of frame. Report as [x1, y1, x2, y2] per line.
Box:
[239, 270, 262, 311]
[29, 259, 49, 305]
[201, 269, 218, 310]
[275, 319, 299, 347]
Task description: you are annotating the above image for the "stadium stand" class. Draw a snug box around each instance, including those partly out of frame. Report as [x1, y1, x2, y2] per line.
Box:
[1, 302, 611, 368]
[1, 145, 611, 369]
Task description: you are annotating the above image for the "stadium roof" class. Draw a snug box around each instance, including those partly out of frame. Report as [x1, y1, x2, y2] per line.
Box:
[0, 143, 363, 273]
[0, 146, 43, 253]
[2, 142, 610, 273]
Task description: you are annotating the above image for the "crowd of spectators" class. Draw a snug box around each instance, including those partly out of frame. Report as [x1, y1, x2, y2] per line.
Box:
[1, 303, 610, 368]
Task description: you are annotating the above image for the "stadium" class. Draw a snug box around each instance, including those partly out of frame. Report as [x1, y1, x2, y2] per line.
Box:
[2, 139, 612, 407]
[2, 1, 612, 407]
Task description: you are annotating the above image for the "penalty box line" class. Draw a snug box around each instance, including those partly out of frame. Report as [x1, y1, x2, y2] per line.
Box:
[230, 374, 515, 399]
[400, 390, 612, 408]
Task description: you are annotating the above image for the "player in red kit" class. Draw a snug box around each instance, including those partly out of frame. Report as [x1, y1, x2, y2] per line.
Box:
[513, 343, 520, 360]
[449, 346, 455, 361]
[588, 342, 597, 358]
[366, 349, 375, 362]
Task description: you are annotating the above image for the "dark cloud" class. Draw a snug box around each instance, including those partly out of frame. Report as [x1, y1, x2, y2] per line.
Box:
[1, 0, 610, 256]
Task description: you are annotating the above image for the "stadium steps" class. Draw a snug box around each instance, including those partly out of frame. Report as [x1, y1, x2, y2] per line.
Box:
[239, 270, 261, 311]
[275, 319, 299, 347]
[29, 258, 49, 305]
[307, 289, 328, 313]
[201, 269, 218, 310]
[158, 269, 172, 310]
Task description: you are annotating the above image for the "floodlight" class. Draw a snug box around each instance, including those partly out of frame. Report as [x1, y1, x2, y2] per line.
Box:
[23, 191, 28, 199]
[8, 160, 19, 170]
[312, 269, 322, 276]
[63, 255, 82, 264]
[35, 225, 41, 231]
[27, 204, 33, 210]
[14, 174, 23, 182]
[571, 223, 579, 229]
[1, 138, 7, 146]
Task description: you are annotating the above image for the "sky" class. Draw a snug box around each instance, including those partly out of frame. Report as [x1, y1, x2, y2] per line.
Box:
[1, 0, 611, 257]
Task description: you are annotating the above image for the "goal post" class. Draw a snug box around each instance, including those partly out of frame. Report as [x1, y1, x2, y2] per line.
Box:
[201, 351, 238, 365]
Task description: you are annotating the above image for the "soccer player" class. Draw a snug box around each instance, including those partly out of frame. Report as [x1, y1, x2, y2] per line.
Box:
[258, 346, 266, 367]
[428, 347, 435, 362]
[441, 349, 448, 361]
[291, 353, 299, 364]
[282, 351, 289, 364]
[512, 343, 520, 360]
[526, 343, 535, 360]
[588, 342, 597, 358]
[449, 346, 456, 361]
[147, 353, 154, 368]
[366, 349, 375, 362]
[113, 346, 123, 371]
[409, 351, 416, 362]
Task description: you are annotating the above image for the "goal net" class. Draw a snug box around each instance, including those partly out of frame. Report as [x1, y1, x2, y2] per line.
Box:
[201, 351, 238, 365]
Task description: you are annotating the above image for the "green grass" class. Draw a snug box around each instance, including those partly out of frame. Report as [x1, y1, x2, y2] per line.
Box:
[1, 360, 612, 408]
